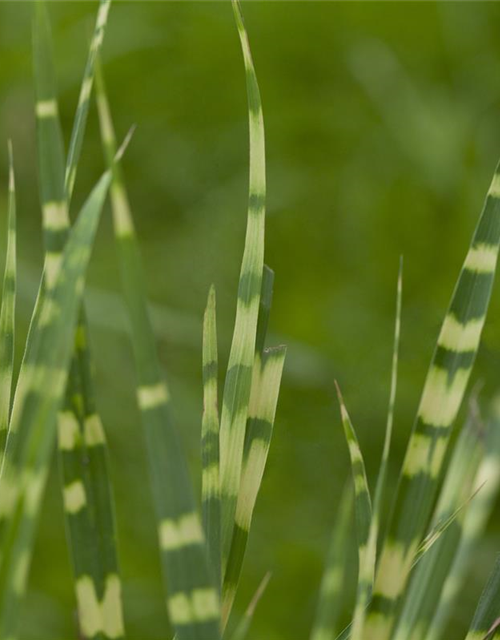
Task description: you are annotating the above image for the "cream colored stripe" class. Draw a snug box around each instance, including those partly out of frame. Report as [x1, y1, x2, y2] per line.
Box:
[488, 172, 500, 198]
[167, 588, 219, 625]
[404, 433, 447, 478]
[137, 382, 169, 410]
[63, 480, 87, 514]
[111, 183, 134, 237]
[43, 201, 69, 231]
[464, 243, 498, 273]
[58, 411, 80, 450]
[36, 99, 58, 118]
[159, 513, 204, 551]
[76, 574, 124, 639]
[84, 414, 106, 446]
[438, 315, 484, 352]
[418, 367, 469, 428]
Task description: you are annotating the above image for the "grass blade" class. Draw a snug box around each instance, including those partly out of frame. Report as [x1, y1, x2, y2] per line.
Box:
[58, 357, 125, 640]
[229, 573, 271, 640]
[465, 555, 500, 640]
[33, 1, 69, 288]
[364, 162, 500, 639]
[221, 262, 278, 624]
[96, 62, 221, 640]
[222, 345, 286, 627]
[0, 168, 112, 640]
[0, 142, 16, 455]
[219, 0, 266, 563]
[202, 285, 221, 590]
[310, 485, 352, 640]
[427, 397, 500, 640]
[65, 0, 111, 201]
[334, 383, 373, 640]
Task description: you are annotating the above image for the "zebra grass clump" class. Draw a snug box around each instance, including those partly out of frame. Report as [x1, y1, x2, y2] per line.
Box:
[0, 1, 499, 639]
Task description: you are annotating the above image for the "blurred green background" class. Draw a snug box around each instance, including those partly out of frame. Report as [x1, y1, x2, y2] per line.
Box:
[1, 2, 500, 638]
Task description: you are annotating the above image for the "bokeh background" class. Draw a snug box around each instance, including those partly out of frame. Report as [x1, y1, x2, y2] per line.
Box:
[1, 2, 500, 638]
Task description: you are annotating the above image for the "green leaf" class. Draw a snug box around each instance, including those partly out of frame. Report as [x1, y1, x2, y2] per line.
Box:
[364, 160, 500, 638]
[65, 0, 112, 201]
[0, 142, 16, 455]
[465, 555, 500, 640]
[202, 285, 221, 590]
[310, 485, 352, 640]
[33, 0, 69, 288]
[334, 383, 373, 640]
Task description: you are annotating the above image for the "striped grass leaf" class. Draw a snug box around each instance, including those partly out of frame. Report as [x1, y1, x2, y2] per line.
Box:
[202, 285, 221, 590]
[229, 573, 271, 640]
[69, 320, 125, 640]
[392, 406, 483, 640]
[95, 61, 221, 640]
[0, 142, 16, 455]
[219, 0, 266, 564]
[58, 355, 125, 640]
[65, 0, 111, 202]
[465, 555, 500, 640]
[222, 345, 286, 627]
[364, 161, 500, 639]
[221, 262, 278, 624]
[33, 0, 69, 289]
[427, 397, 500, 640]
[342, 260, 402, 640]
[334, 383, 373, 640]
[33, 5, 125, 638]
[58, 360, 125, 640]
[0, 167, 112, 640]
[310, 485, 352, 640]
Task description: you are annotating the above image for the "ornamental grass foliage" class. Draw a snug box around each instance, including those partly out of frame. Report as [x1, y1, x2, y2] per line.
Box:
[0, 2, 499, 640]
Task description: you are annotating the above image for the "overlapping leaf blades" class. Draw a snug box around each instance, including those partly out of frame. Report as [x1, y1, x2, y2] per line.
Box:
[0, 167, 112, 640]
[358, 161, 500, 639]
[95, 2, 286, 637]
[219, 0, 267, 568]
[335, 383, 374, 640]
[427, 397, 500, 640]
[33, 3, 125, 638]
[326, 170, 500, 639]
[392, 405, 483, 640]
[465, 554, 500, 640]
[0, 0, 282, 636]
